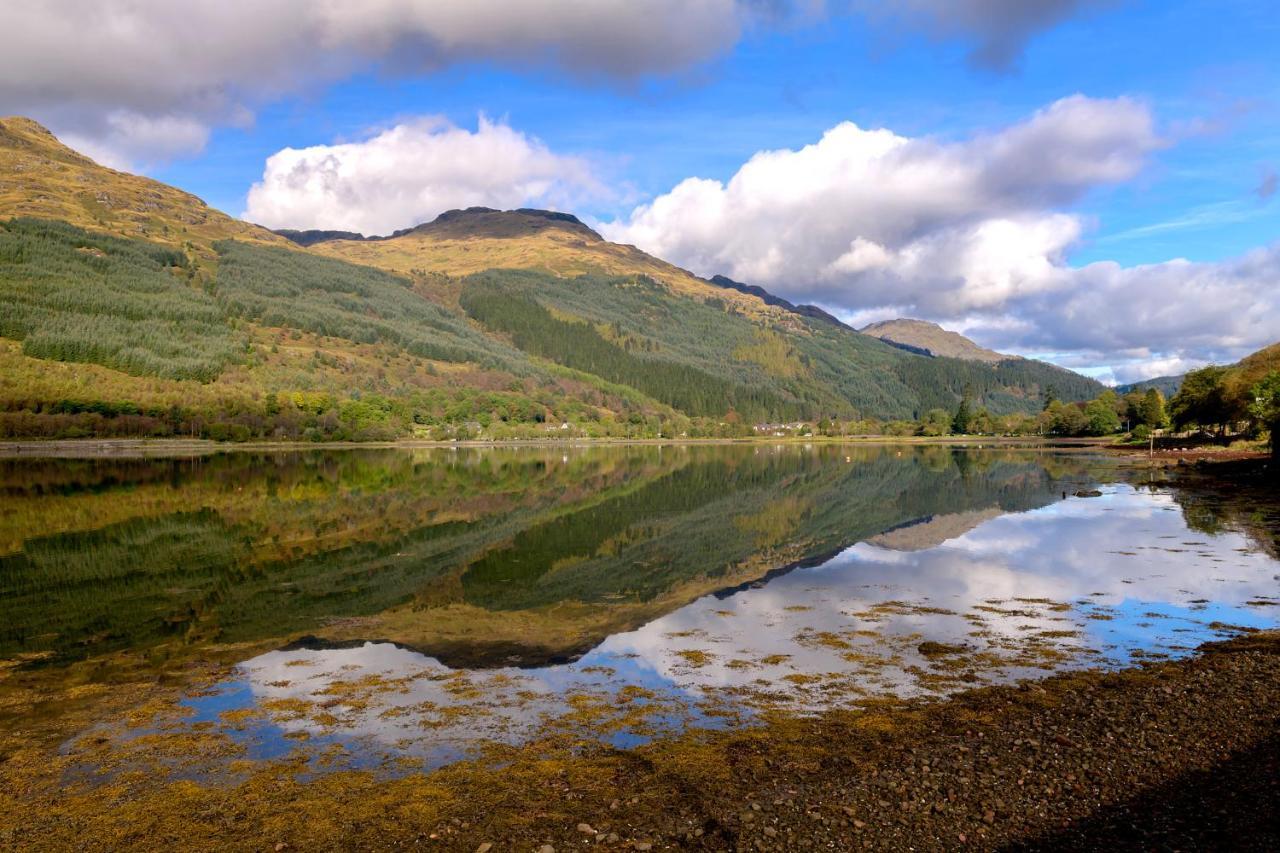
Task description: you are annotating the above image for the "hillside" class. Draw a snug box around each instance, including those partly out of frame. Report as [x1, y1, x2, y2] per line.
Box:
[293, 207, 813, 327]
[0, 117, 288, 260]
[1118, 374, 1183, 397]
[1229, 342, 1280, 387]
[861, 318, 1008, 363]
[707, 274, 850, 329]
[0, 119, 1105, 441]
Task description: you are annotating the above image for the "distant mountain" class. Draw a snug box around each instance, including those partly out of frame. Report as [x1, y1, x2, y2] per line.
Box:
[707, 275, 851, 330]
[272, 228, 367, 247]
[860, 319, 1008, 363]
[0, 117, 1105, 441]
[275, 207, 603, 245]
[1117, 374, 1183, 397]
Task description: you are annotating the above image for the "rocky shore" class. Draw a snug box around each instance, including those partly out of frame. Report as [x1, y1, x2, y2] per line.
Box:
[5, 632, 1278, 851]
[494, 631, 1280, 852]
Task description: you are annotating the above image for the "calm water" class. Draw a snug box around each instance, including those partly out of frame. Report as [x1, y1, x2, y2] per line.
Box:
[2, 445, 1277, 772]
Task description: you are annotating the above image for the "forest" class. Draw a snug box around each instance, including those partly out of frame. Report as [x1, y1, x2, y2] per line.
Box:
[0, 218, 1113, 442]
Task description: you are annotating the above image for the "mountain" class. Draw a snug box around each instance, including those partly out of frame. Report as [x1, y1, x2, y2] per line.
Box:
[1116, 374, 1183, 398]
[0, 116, 287, 259]
[860, 319, 1008, 363]
[276, 207, 603, 246]
[298, 205, 775, 311]
[707, 274, 851, 330]
[0, 118, 1105, 442]
[1233, 342, 1280, 384]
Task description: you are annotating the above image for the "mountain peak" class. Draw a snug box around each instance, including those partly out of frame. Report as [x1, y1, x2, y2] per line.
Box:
[402, 207, 602, 242]
[0, 116, 57, 138]
[708, 275, 850, 330]
[0, 114, 286, 254]
[275, 207, 602, 246]
[0, 115, 93, 166]
[860, 318, 1011, 363]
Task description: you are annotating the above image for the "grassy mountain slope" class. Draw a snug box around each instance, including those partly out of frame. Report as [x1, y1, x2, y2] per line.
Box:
[0, 119, 1105, 440]
[292, 207, 1102, 412]
[298, 207, 814, 328]
[861, 318, 1008, 363]
[0, 117, 287, 259]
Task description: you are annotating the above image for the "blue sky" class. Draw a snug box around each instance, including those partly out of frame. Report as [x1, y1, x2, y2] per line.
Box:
[155, 0, 1280, 268]
[2, 1, 1277, 382]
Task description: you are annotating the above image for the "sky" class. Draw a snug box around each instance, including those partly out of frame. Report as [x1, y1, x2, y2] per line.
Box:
[1, 1, 1277, 384]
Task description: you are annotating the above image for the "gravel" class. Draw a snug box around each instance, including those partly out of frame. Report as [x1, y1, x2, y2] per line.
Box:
[501, 631, 1280, 851]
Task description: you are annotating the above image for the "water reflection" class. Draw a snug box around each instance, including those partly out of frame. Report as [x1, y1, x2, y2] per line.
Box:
[184, 484, 1277, 771]
[0, 444, 1084, 670]
[3, 445, 1275, 772]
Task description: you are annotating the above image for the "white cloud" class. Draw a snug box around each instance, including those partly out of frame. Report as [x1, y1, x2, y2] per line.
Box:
[984, 244, 1280, 363]
[0, 0, 752, 168]
[604, 95, 1158, 313]
[244, 116, 603, 235]
[605, 95, 1280, 372]
[59, 111, 213, 172]
[0, 2, 1115, 169]
[1108, 356, 1207, 386]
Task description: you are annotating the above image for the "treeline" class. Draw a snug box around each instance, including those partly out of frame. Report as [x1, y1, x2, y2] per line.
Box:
[0, 218, 240, 380]
[460, 276, 804, 421]
[794, 387, 1171, 439]
[0, 385, 657, 443]
[1167, 352, 1280, 458]
[891, 355, 1104, 417]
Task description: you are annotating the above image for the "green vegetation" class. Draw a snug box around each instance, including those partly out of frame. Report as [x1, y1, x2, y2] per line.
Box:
[1117, 374, 1183, 398]
[459, 268, 1103, 425]
[0, 445, 1084, 667]
[0, 218, 239, 380]
[213, 240, 523, 370]
[0, 219, 1107, 442]
[460, 274, 798, 420]
[795, 386, 1166, 440]
[1170, 366, 1242, 435]
[1249, 372, 1280, 460]
[1167, 343, 1280, 454]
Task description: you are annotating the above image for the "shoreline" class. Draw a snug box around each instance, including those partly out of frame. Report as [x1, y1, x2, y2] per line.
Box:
[4, 631, 1277, 850]
[0, 452, 1275, 849]
[0, 434, 1105, 459]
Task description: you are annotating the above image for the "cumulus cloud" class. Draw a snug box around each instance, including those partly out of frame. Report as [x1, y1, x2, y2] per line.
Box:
[980, 244, 1280, 370]
[0, 0, 752, 168]
[604, 95, 1279, 373]
[866, 0, 1115, 71]
[243, 116, 602, 235]
[604, 95, 1158, 313]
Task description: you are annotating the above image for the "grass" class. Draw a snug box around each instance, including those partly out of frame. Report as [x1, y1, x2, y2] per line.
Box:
[0, 117, 287, 259]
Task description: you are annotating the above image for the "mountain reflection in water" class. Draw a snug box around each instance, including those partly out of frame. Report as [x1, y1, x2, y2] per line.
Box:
[1, 445, 1276, 772]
